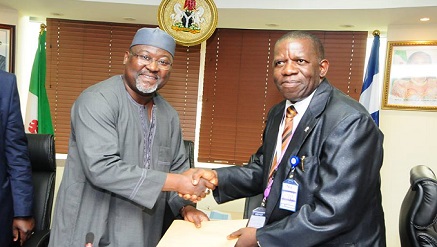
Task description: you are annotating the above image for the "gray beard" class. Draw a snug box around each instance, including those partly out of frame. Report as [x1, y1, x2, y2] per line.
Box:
[136, 77, 159, 94]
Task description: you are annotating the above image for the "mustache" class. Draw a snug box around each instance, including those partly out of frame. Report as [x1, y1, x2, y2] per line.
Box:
[137, 70, 159, 80]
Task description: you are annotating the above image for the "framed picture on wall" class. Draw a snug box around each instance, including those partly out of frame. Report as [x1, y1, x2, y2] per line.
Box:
[382, 40, 437, 111]
[0, 24, 15, 73]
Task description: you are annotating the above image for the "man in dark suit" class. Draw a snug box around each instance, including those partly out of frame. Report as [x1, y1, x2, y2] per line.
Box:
[190, 31, 386, 246]
[0, 70, 35, 246]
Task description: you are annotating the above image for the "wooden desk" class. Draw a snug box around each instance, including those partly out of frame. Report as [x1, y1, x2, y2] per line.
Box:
[157, 219, 248, 247]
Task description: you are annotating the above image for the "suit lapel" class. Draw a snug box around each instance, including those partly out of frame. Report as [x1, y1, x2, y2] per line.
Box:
[263, 101, 286, 180]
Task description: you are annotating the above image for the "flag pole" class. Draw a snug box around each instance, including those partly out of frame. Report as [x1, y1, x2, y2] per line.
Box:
[359, 29, 381, 126]
[40, 23, 46, 35]
[25, 23, 54, 134]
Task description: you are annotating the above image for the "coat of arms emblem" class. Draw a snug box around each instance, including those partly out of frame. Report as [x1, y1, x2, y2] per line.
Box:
[158, 0, 218, 46]
[171, 0, 205, 34]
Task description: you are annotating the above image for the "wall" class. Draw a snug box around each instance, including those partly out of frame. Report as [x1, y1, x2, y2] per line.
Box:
[0, 7, 17, 25]
[380, 23, 437, 247]
[15, 18, 40, 114]
[0, 7, 41, 115]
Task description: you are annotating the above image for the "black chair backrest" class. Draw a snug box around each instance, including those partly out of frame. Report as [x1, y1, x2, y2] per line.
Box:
[399, 165, 437, 247]
[183, 140, 194, 168]
[243, 154, 263, 219]
[26, 134, 56, 231]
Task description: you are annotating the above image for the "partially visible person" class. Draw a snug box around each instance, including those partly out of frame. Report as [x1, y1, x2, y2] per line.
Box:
[390, 51, 437, 100]
[0, 70, 35, 246]
[48, 27, 212, 247]
[190, 31, 386, 246]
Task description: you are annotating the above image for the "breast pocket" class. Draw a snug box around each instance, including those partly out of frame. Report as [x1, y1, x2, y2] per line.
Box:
[293, 155, 319, 207]
[156, 146, 171, 172]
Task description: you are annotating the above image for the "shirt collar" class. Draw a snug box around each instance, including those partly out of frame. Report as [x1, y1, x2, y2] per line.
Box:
[285, 88, 317, 116]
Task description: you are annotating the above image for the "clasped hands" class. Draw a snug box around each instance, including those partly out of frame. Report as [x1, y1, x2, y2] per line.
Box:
[176, 169, 258, 246]
[177, 169, 218, 202]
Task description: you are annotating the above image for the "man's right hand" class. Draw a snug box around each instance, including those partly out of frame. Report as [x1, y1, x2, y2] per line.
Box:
[163, 169, 217, 203]
[191, 169, 218, 187]
[178, 169, 218, 201]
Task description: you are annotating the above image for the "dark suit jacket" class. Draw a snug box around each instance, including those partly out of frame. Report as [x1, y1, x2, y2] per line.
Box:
[214, 79, 386, 246]
[0, 70, 34, 246]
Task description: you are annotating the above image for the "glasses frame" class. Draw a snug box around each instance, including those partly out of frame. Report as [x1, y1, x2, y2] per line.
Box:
[130, 50, 173, 71]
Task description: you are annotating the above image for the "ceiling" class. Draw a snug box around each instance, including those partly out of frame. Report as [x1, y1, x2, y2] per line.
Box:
[1, 0, 437, 36]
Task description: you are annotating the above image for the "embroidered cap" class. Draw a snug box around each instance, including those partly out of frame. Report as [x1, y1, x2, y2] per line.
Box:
[130, 27, 176, 57]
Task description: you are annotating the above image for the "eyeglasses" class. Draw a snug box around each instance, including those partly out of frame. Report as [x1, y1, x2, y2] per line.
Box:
[130, 51, 173, 70]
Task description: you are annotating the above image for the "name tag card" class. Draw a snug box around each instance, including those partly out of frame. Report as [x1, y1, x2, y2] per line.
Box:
[279, 179, 299, 212]
[247, 206, 266, 228]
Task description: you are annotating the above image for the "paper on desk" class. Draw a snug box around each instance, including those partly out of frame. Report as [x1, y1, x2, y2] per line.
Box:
[157, 219, 248, 247]
[199, 209, 232, 220]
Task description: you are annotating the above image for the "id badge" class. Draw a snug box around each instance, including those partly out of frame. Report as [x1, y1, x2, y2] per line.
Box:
[247, 206, 266, 228]
[279, 178, 299, 212]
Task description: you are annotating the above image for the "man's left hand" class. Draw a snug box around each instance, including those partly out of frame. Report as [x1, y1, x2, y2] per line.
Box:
[181, 205, 209, 228]
[13, 217, 35, 246]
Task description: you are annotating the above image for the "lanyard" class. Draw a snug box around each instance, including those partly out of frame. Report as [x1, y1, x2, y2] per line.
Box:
[260, 155, 300, 207]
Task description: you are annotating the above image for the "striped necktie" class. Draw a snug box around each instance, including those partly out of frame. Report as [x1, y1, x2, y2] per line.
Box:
[269, 105, 297, 178]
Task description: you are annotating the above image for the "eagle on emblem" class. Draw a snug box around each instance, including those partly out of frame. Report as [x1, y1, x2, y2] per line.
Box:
[170, 0, 205, 33]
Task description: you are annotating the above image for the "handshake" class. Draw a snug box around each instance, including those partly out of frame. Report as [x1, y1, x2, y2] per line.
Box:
[170, 169, 218, 203]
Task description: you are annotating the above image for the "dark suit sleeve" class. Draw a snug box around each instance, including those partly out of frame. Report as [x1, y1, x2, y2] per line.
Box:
[4, 74, 34, 217]
[213, 156, 265, 203]
[257, 113, 384, 246]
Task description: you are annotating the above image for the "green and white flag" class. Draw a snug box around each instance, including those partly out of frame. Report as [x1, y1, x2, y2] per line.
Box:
[25, 24, 54, 134]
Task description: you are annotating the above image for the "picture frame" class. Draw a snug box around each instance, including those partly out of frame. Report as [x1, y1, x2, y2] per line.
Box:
[0, 24, 15, 73]
[382, 40, 437, 111]
[158, 0, 218, 46]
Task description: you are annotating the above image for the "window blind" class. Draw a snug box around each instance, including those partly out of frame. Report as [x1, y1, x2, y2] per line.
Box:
[198, 29, 367, 165]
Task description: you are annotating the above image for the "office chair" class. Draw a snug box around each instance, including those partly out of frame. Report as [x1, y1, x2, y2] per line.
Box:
[399, 165, 437, 247]
[243, 154, 263, 219]
[183, 140, 194, 169]
[161, 140, 195, 236]
[23, 134, 56, 247]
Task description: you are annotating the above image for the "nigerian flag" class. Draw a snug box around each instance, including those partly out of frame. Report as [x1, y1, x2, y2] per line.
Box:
[25, 24, 53, 134]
